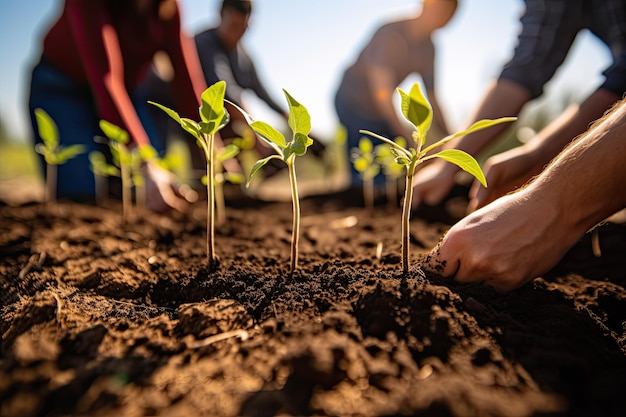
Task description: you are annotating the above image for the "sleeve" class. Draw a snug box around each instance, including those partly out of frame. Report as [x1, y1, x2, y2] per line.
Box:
[499, 0, 581, 98]
[64, 0, 126, 129]
[600, 52, 626, 96]
[162, 4, 205, 120]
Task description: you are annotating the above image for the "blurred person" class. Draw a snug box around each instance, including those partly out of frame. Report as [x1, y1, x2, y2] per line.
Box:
[334, 0, 457, 189]
[28, 0, 208, 211]
[142, 0, 325, 178]
[412, 0, 626, 212]
[427, 97, 626, 292]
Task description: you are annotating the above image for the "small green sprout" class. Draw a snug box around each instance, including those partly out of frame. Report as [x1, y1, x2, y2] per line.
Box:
[98, 120, 135, 224]
[228, 90, 314, 273]
[360, 83, 516, 274]
[375, 137, 407, 208]
[351, 137, 380, 209]
[149, 81, 229, 271]
[34, 108, 85, 204]
[201, 143, 244, 225]
[89, 150, 119, 205]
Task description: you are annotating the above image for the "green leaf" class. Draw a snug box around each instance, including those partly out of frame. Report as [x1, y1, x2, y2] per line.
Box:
[180, 118, 201, 139]
[284, 89, 311, 136]
[199, 81, 227, 135]
[422, 117, 517, 156]
[250, 120, 286, 149]
[246, 155, 282, 187]
[217, 144, 240, 162]
[224, 172, 245, 184]
[358, 137, 373, 153]
[148, 101, 182, 124]
[291, 132, 313, 157]
[429, 149, 487, 187]
[56, 144, 85, 163]
[398, 84, 432, 141]
[34, 108, 58, 149]
[99, 120, 129, 144]
[354, 156, 369, 173]
[138, 144, 158, 161]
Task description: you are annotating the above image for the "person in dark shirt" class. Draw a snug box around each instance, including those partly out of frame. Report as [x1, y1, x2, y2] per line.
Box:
[28, 0, 206, 211]
[195, 0, 287, 121]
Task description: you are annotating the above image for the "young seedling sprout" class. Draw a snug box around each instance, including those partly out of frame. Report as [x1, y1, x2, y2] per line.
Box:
[33, 108, 85, 204]
[89, 150, 119, 206]
[98, 120, 135, 224]
[201, 143, 244, 225]
[375, 137, 407, 208]
[149, 81, 229, 271]
[360, 83, 516, 274]
[351, 137, 380, 209]
[227, 90, 314, 273]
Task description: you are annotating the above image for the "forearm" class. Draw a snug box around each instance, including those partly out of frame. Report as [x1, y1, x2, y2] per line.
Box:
[525, 88, 620, 169]
[452, 79, 530, 155]
[530, 98, 626, 236]
[101, 25, 151, 147]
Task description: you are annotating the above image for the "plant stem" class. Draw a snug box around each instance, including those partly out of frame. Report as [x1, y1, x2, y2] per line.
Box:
[46, 163, 56, 205]
[401, 164, 417, 274]
[287, 160, 300, 273]
[206, 133, 216, 270]
[121, 163, 131, 224]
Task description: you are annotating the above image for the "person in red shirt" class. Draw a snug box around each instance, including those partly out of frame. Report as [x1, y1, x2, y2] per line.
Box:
[28, 0, 207, 211]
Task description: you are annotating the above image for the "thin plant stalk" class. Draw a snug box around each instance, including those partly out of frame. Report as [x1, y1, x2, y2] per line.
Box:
[45, 163, 56, 205]
[205, 132, 216, 268]
[287, 158, 300, 272]
[401, 160, 418, 274]
[360, 82, 516, 274]
[121, 157, 131, 224]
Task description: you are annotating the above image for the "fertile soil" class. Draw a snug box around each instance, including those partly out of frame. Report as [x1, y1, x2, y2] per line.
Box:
[1, 189, 626, 417]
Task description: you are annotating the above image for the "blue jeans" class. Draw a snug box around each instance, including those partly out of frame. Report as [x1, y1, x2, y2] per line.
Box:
[28, 61, 164, 200]
[334, 91, 393, 188]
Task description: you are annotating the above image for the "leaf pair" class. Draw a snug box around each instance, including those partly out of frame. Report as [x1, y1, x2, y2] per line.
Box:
[34, 109, 85, 165]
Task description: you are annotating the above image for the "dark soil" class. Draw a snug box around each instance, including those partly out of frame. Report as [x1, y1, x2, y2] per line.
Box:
[1, 189, 626, 417]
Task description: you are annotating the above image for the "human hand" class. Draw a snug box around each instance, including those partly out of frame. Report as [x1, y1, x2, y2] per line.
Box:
[411, 159, 458, 209]
[468, 145, 538, 212]
[144, 160, 191, 213]
[425, 189, 580, 292]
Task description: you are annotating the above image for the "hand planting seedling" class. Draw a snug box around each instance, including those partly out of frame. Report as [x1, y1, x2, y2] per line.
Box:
[227, 90, 314, 273]
[149, 81, 230, 271]
[351, 137, 380, 209]
[34, 108, 85, 204]
[360, 83, 516, 274]
[375, 137, 407, 208]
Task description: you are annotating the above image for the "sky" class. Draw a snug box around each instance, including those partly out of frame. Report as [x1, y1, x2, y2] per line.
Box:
[0, 0, 613, 143]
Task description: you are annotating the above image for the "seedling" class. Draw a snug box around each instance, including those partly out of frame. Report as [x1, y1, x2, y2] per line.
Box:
[98, 120, 135, 223]
[89, 150, 119, 205]
[227, 90, 314, 273]
[201, 143, 244, 225]
[375, 137, 407, 208]
[351, 137, 380, 208]
[149, 81, 229, 271]
[33, 108, 85, 204]
[360, 83, 516, 274]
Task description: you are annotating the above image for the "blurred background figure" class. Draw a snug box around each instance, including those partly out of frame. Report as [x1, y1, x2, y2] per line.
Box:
[142, 0, 325, 183]
[411, 0, 626, 212]
[334, 0, 458, 190]
[27, 0, 207, 211]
